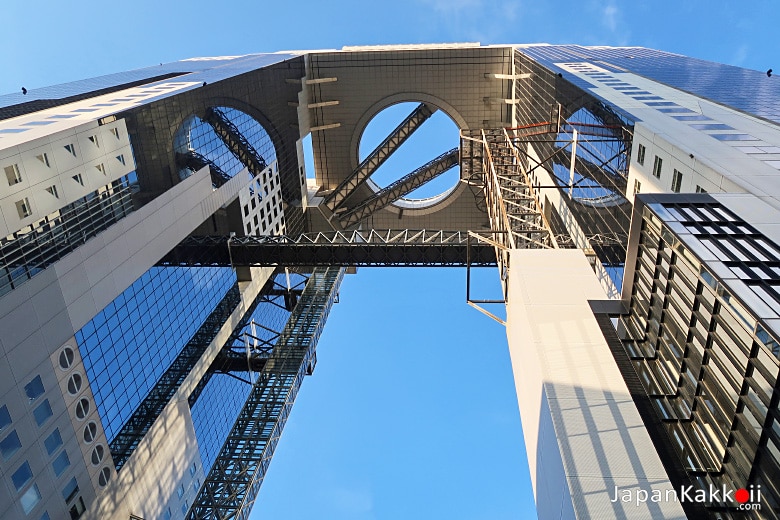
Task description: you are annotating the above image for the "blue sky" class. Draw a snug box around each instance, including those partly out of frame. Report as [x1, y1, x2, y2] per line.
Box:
[2, 2, 778, 519]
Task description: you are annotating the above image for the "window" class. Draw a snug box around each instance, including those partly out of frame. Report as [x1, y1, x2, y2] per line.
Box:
[633, 179, 641, 196]
[64, 144, 77, 157]
[110, 127, 120, 139]
[33, 400, 53, 426]
[163, 507, 172, 520]
[4, 163, 22, 185]
[74, 398, 90, 420]
[95, 163, 106, 175]
[12, 461, 33, 491]
[672, 169, 683, 192]
[652, 156, 663, 178]
[52, 450, 71, 477]
[83, 422, 97, 443]
[695, 185, 707, 193]
[68, 496, 86, 519]
[45, 185, 60, 198]
[88, 135, 99, 148]
[90, 444, 104, 465]
[44, 429, 63, 455]
[16, 197, 33, 219]
[116, 154, 126, 165]
[66, 374, 83, 395]
[36, 153, 51, 167]
[0, 405, 11, 431]
[59, 347, 75, 369]
[637, 143, 646, 165]
[98, 467, 111, 487]
[189, 462, 197, 476]
[24, 376, 45, 401]
[20, 484, 42, 514]
[0, 430, 22, 460]
[177, 483, 185, 498]
[72, 173, 84, 186]
[62, 477, 79, 503]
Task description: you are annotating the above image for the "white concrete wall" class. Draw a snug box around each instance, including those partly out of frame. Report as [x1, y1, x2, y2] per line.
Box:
[505, 249, 685, 520]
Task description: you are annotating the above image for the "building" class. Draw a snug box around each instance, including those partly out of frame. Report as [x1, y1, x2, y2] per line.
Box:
[0, 43, 778, 520]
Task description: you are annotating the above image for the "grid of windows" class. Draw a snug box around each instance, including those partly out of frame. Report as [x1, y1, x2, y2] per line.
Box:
[75, 265, 235, 442]
[519, 45, 780, 126]
[189, 272, 302, 473]
[0, 173, 137, 296]
[624, 197, 780, 516]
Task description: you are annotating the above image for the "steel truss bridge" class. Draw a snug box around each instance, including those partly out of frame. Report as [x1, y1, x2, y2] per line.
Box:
[172, 112, 631, 518]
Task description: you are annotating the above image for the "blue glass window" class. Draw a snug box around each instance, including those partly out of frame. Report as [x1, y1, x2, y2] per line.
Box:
[12, 461, 33, 491]
[32, 400, 53, 427]
[74, 266, 235, 442]
[52, 450, 71, 477]
[21, 484, 42, 514]
[0, 405, 11, 431]
[62, 477, 79, 503]
[24, 376, 45, 402]
[44, 429, 63, 455]
[0, 430, 22, 460]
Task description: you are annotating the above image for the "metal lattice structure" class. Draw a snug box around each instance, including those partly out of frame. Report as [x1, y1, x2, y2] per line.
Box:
[203, 107, 268, 177]
[338, 147, 459, 227]
[323, 102, 437, 211]
[109, 282, 243, 470]
[186, 266, 344, 520]
[158, 230, 497, 267]
[176, 150, 232, 187]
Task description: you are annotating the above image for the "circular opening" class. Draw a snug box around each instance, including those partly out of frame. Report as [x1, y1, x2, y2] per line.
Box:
[98, 467, 111, 487]
[173, 107, 276, 185]
[59, 347, 75, 370]
[83, 422, 98, 443]
[359, 102, 460, 206]
[91, 444, 104, 466]
[75, 398, 90, 420]
[67, 373, 83, 396]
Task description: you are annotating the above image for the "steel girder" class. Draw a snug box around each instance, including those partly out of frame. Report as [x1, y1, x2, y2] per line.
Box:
[338, 147, 459, 227]
[176, 150, 232, 187]
[203, 107, 268, 178]
[157, 230, 497, 267]
[322, 103, 437, 212]
[186, 266, 344, 520]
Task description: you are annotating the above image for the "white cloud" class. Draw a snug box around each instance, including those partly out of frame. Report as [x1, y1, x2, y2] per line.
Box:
[603, 4, 618, 33]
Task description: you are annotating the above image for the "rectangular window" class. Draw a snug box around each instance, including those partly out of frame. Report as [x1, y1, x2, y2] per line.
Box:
[16, 197, 33, 219]
[633, 179, 641, 195]
[64, 144, 77, 157]
[24, 375, 45, 401]
[652, 156, 663, 178]
[695, 185, 707, 193]
[36, 153, 51, 167]
[21, 484, 42, 514]
[12, 461, 33, 491]
[672, 169, 683, 192]
[52, 450, 70, 477]
[45, 185, 59, 198]
[0, 405, 11, 431]
[4, 163, 22, 185]
[33, 399, 53, 427]
[637, 143, 646, 165]
[0, 430, 22, 460]
[44, 429, 63, 455]
[62, 477, 79, 503]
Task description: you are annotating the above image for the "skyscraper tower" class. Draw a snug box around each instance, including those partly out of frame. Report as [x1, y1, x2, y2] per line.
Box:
[0, 44, 778, 520]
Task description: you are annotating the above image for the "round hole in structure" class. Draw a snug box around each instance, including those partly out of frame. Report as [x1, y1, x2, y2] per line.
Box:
[359, 102, 460, 207]
[98, 467, 111, 487]
[91, 444, 104, 465]
[173, 107, 276, 185]
[67, 373, 83, 396]
[83, 422, 98, 443]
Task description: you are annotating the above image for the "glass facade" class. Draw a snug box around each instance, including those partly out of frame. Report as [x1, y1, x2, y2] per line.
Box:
[519, 45, 780, 126]
[190, 271, 304, 473]
[0, 172, 137, 296]
[623, 195, 780, 518]
[75, 265, 235, 443]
